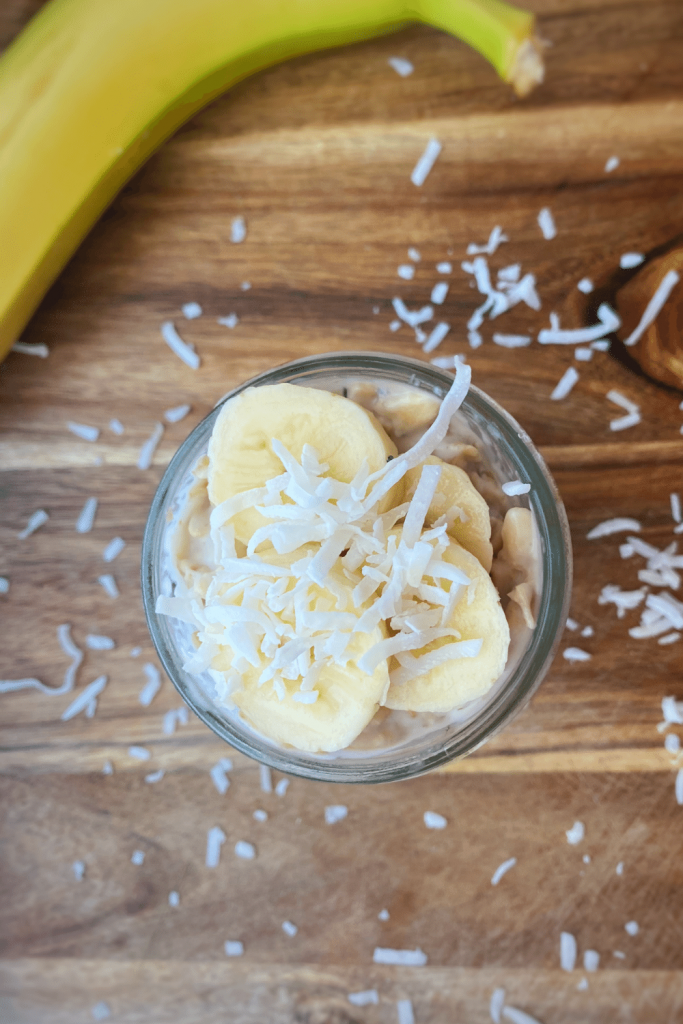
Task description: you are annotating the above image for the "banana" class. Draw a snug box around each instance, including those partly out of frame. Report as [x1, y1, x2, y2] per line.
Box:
[383, 534, 509, 713]
[207, 382, 398, 543]
[0, 0, 543, 362]
[491, 506, 540, 628]
[208, 548, 390, 752]
[401, 455, 494, 571]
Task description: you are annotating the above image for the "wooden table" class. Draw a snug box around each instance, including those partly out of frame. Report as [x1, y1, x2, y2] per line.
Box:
[2, 1, 683, 1020]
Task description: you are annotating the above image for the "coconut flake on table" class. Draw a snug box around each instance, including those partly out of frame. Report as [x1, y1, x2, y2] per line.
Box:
[489, 988, 506, 1024]
[398, 264, 415, 281]
[620, 253, 645, 270]
[670, 493, 682, 524]
[539, 304, 620, 345]
[468, 330, 483, 349]
[75, 497, 98, 534]
[253, 809, 268, 822]
[397, 999, 415, 1024]
[587, 518, 642, 539]
[605, 155, 620, 173]
[577, 278, 594, 294]
[68, 422, 100, 442]
[161, 321, 200, 369]
[624, 269, 680, 346]
[145, 769, 165, 783]
[560, 931, 577, 970]
[659, 631, 682, 645]
[169, 890, 180, 907]
[0, 577, 8, 595]
[580, 626, 594, 638]
[102, 760, 113, 775]
[378, 908, 390, 921]
[130, 647, 142, 657]
[137, 422, 164, 470]
[72, 860, 85, 881]
[259, 764, 273, 793]
[564, 647, 591, 662]
[664, 733, 681, 754]
[467, 226, 508, 256]
[574, 347, 593, 362]
[537, 207, 557, 240]
[583, 950, 600, 972]
[230, 215, 247, 243]
[98, 574, 119, 598]
[274, 778, 289, 797]
[91, 1003, 111, 1021]
[61, 674, 107, 721]
[163, 706, 189, 734]
[348, 990, 379, 1007]
[624, 921, 639, 936]
[431, 354, 467, 369]
[431, 281, 449, 305]
[235, 840, 256, 860]
[390, 320, 402, 332]
[128, 746, 151, 761]
[676, 768, 683, 804]
[392, 297, 434, 330]
[613, 950, 626, 959]
[422, 322, 450, 353]
[373, 947, 427, 967]
[0, 622, 82, 697]
[103, 537, 125, 562]
[491, 857, 517, 885]
[18, 509, 49, 539]
[492, 333, 531, 349]
[410, 138, 441, 187]
[138, 663, 162, 706]
[324, 804, 348, 825]
[12, 341, 49, 357]
[408, 247, 421, 262]
[131, 850, 145, 866]
[616, 861, 624, 876]
[164, 404, 192, 423]
[206, 826, 226, 868]
[282, 920, 298, 937]
[210, 760, 232, 795]
[418, 810, 446, 832]
[566, 821, 585, 845]
[437, 261, 452, 273]
[109, 418, 124, 435]
[182, 302, 202, 320]
[502, 1008, 544, 1024]
[218, 313, 239, 329]
[224, 940, 244, 956]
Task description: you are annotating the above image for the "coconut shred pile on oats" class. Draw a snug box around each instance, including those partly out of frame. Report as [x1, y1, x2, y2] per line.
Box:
[157, 362, 540, 753]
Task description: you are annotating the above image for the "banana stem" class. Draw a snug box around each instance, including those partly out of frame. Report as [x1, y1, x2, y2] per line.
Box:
[412, 0, 543, 96]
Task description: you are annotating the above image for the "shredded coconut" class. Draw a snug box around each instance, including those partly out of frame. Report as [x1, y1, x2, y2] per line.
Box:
[437, 261, 452, 273]
[373, 947, 427, 966]
[411, 138, 441, 187]
[102, 760, 113, 775]
[98, 574, 119, 598]
[583, 950, 599, 972]
[235, 840, 255, 860]
[431, 282, 449, 305]
[588, 518, 641, 539]
[613, 950, 626, 959]
[161, 321, 200, 369]
[91, 1003, 111, 1021]
[551, 366, 579, 400]
[566, 821, 585, 845]
[12, 341, 49, 357]
[325, 804, 348, 825]
[68, 422, 99, 442]
[490, 987, 506, 1024]
[467, 226, 508, 256]
[422, 322, 450, 353]
[72, 860, 85, 881]
[259, 764, 273, 793]
[398, 264, 415, 281]
[139, 663, 162, 706]
[493, 333, 531, 349]
[491, 857, 517, 885]
[206, 826, 226, 867]
[671, 494, 681, 524]
[253, 809, 268, 822]
[539, 304, 620, 345]
[218, 313, 239, 329]
[224, 940, 244, 956]
[408, 248, 421, 262]
[230, 216, 247, 243]
[169, 891, 180, 907]
[275, 778, 289, 796]
[560, 931, 577, 970]
[624, 270, 680, 346]
[378, 908, 390, 921]
[348, 990, 379, 1007]
[605, 156, 620, 173]
[76, 497, 98, 534]
[282, 920, 298, 937]
[620, 253, 645, 270]
[0, 577, 8, 595]
[131, 850, 145, 866]
[424, 810, 447, 830]
[574, 347, 592, 362]
[103, 537, 125, 562]
[164, 404, 191, 423]
[18, 509, 49, 539]
[563, 647, 591, 662]
[624, 921, 639, 936]
[676, 768, 683, 805]
[145, 769, 165, 783]
[210, 761, 231, 795]
[61, 675, 108, 721]
[502, 480, 530, 496]
[397, 999, 415, 1024]
[616, 862, 624, 875]
[502, 1008, 544, 1024]
[137, 422, 164, 470]
[182, 302, 202, 319]
[610, 412, 641, 432]
[128, 746, 151, 760]
[109, 418, 124, 435]
[537, 207, 557, 240]
[577, 278, 594, 294]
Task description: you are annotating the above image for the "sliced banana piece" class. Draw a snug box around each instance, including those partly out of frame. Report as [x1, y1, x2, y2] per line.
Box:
[401, 456, 493, 572]
[383, 538, 510, 714]
[208, 548, 389, 753]
[208, 383, 397, 543]
[493, 507, 541, 629]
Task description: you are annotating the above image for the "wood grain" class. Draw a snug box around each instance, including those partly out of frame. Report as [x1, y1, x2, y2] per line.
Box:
[2, 0, 683, 1020]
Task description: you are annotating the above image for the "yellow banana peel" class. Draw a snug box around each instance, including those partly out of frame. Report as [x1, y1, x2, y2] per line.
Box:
[0, 0, 544, 361]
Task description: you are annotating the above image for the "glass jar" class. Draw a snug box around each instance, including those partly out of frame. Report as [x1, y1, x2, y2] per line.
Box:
[141, 352, 571, 783]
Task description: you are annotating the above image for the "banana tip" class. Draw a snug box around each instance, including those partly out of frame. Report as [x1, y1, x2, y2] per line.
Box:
[508, 36, 546, 98]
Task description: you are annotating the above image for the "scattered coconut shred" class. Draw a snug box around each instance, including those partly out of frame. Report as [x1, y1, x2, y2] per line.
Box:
[157, 363, 487, 712]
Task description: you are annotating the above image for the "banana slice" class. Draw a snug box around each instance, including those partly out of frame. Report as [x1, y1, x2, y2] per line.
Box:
[383, 537, 509, 714]
[208, 383, 397, 543]
[401, 456, 493, 572]
[208, 548, 389, 752]
[492, 507, 541, 629]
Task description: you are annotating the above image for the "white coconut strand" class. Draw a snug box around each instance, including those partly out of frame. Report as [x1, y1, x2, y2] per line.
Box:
[18, 509, 49, 539]
[103, 537, 125, 562]
[137, 422, 164, 470]
[538, 304, 620, 344]
[624, 269, 680, 346]
[390, 639, 482, 686]
[61, 675, 107, 721]
[75, 497, 98, 533]
[139, 663, 162, 706]
[410, 138, 441, 187]
[161, 321, 200, 369]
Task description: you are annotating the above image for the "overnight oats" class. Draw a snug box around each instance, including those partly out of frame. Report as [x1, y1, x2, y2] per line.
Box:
[142, 353, 571, 782]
